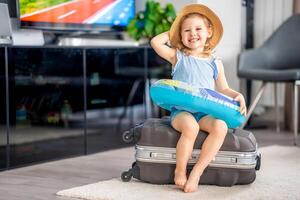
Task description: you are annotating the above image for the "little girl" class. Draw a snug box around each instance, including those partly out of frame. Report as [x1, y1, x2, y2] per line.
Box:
[150, 4, 247, 193]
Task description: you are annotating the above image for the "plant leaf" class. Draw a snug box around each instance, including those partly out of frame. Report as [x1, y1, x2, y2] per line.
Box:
[145, 20, 154, 37]
[126, 0, 176, 40]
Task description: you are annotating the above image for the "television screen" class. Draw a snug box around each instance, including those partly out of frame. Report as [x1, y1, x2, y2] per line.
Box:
[18, 0, 135, 31]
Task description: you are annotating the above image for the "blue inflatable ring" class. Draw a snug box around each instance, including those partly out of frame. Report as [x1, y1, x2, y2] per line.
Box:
[150, 79, 246, 128]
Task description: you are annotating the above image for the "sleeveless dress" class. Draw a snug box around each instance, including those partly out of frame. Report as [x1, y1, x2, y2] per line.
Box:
[170, 50, 219, 122]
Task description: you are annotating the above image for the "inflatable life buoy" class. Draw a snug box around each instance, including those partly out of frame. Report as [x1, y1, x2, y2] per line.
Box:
[150, 79, 246, 128]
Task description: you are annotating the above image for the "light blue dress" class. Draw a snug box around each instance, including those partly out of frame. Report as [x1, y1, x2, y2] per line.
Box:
[170, 50, 219, 122]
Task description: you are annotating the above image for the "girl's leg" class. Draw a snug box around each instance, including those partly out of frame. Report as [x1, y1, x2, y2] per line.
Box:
[184, 116, 228, 193]
[171, 112, 200, 189]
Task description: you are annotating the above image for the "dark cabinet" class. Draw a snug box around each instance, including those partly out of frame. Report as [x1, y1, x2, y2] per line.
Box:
[0, 45, 170, 170]
[11, 48, 84, 125]
[7, 47, 85, 168]
[0, 47, 7, 169]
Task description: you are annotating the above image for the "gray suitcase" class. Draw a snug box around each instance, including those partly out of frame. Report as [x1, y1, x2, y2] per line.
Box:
[121, 118, 261, 186]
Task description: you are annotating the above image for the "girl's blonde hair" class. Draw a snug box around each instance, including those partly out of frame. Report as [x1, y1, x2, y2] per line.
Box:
[178, 13, 214, 56]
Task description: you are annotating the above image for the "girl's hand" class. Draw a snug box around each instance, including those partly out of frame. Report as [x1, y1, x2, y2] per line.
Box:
[234, 94, 247, 116]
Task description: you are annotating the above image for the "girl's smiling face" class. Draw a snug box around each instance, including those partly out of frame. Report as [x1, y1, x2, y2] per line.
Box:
[180, 15, 212, 51]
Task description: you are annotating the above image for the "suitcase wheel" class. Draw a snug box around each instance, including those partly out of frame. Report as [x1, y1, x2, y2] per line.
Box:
[122, 130, 134, 143]
[255, 153, 261, 170]
[121, 170, 133, 182]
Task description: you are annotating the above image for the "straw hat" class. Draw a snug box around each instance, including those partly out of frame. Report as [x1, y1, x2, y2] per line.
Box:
[169, 4, 223, 50]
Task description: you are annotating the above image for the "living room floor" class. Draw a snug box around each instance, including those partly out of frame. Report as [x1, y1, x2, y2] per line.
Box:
[0, 108, 299, 200]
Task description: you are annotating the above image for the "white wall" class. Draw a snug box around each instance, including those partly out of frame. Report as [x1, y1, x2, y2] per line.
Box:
[254, 0, 293, 48]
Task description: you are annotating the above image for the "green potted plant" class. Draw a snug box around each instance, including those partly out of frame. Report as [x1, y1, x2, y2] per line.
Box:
[126, 0, 176, 41]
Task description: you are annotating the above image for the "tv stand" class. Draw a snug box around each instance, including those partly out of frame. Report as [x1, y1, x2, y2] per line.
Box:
[57, 36, 144, 47]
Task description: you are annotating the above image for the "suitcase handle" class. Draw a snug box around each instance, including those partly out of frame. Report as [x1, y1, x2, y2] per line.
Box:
[150, 152, 176, 159]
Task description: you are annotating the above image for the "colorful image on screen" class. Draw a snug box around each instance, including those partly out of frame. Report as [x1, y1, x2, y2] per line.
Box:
[19, 0, 134, 26]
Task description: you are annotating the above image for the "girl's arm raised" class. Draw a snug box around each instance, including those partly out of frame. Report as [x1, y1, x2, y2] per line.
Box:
[150, 31, 177, 65]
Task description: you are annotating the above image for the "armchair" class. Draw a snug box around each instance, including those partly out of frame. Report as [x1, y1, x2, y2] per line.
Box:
[238, 14, 300, 145]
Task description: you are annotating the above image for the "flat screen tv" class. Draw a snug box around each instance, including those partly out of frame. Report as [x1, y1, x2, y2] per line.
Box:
[17, 0, 135, 31]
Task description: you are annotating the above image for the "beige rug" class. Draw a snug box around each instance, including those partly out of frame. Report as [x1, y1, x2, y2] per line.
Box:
[57, 146, 300, 200]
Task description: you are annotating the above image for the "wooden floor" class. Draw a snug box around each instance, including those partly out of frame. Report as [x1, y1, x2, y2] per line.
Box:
[1, 109, 300, 200]
[0, 147, 135, 200]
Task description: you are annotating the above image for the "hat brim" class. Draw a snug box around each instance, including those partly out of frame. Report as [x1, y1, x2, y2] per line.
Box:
[169, 4, 223, 50]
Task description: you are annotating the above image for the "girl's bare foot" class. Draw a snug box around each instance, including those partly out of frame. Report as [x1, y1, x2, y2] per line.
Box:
[183, 169, 203, 193]
[174, 169, 187, 188]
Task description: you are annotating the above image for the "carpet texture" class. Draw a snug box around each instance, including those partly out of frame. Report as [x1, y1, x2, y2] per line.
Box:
[57, 146, 300, 200]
